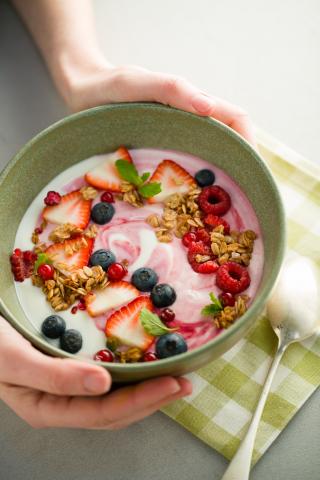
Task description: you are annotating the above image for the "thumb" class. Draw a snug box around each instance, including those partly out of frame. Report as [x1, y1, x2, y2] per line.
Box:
[0, 317, 112, 396]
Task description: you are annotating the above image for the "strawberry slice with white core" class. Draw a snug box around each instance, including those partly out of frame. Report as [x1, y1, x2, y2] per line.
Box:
[45, 236, 94, 270]
[85, 146, 132, 192]
[85, 281, 140, 317]
[106, 296, 154, 351]
[148, 159, 196, 203]
[43, 190, 91, 229]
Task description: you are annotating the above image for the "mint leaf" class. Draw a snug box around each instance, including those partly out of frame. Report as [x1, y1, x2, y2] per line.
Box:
[138, 182, 162, 199]
[201, 304, 222, 317]
[209, 292, 222, 309]
[115, 159, 142, 186]
[34, 253, 52, 272]
[201, 292, 223, 317]
[140, 308, 177, 336]
[140, 172, 150, 183]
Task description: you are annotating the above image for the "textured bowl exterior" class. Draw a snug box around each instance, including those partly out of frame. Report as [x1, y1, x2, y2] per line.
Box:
[0, 103, 285, 382]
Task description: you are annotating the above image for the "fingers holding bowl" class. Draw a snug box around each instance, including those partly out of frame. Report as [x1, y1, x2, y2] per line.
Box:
[0, 316, 111, 396]
[0, 375, 192, 429]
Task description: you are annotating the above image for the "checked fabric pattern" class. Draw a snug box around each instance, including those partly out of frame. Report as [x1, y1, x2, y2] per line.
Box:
[162, 129, 320, 464]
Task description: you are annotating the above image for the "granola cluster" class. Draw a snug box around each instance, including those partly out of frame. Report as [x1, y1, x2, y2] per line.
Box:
[214, 295, 249, 329]
[49, 223, 83, 242]
[116, 347, 144, 363]
[32, 265, 108, 312]
[120, 181, 143, 207]
[48, 223, 98, 244]
[80, 186, 98, 200]
[146, 187, 202, 242]
[210, 225, 256, 266]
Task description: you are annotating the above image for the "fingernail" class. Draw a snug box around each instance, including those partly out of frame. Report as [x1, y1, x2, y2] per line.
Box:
[192, 93, 215, 114]
[83, 372, 106, 393]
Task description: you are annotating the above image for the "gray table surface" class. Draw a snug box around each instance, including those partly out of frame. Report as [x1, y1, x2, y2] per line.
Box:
[0, 1, 319, 479]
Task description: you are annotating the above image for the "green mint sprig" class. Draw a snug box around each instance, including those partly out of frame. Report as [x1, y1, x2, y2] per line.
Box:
[115, 160, 161, 199]
[139, 308, 177, 336]
[201, 292, 223, 317]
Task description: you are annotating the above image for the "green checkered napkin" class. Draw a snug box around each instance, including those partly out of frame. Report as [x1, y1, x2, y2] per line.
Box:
[162, 129, 320, 464]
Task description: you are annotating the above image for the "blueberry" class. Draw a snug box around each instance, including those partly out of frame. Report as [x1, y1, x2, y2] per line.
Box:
[195, 169, 215, 187]
[151, 283, 176, 308]
[131, 267, 158, 292]
[41, 315, 66, 339]
[155, 333, 188, 359]
[91, 202, 115, 225]
[60, 329, 83, 354]
[89, 249, 116, 271]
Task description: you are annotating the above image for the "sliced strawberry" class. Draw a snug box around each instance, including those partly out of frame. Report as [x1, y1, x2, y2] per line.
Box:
[45, 236, 94, 270]
[43, 190, 91, 229]
[85, 281, 139, 317]
[85, 147, 132, 192]
[148, 159, 196, 203]
[105, 296, 154, 351]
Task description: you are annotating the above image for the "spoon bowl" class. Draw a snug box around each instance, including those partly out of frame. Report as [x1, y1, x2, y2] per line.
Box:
[267, 255, 320, 345]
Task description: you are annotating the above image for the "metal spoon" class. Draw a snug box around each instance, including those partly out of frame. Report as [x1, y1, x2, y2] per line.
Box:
[221, 255, 320, 480]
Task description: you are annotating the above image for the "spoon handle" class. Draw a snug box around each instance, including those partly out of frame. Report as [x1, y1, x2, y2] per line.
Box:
[221, 342, 287, 480]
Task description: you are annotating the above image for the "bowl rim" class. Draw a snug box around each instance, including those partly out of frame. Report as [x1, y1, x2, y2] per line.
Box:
[0, 102, 286, 371]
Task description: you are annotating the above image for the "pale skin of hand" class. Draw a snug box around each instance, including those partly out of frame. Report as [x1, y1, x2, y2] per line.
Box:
[3, 0, 255, 429]
[0, 317, 192, 428]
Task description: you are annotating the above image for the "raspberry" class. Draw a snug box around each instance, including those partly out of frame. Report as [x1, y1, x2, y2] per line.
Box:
[182, 232, 197, 247]
[143, 352, 158, 362]
[23, 250, 37, 263]
[194, 228, 211, 244]
[198, 186, 231, 215]
[78, 302, 86, 311]
[37, 264, 55, 280]
[44, 191, 61, 206]
[204, 214, 230, 234]
[216, 262, 250, 294]
[10, 248, 36, 282]
[101, 191, 114, 203]
[107, 262, 127, 281]
[187, 242, 219, 274]
[10, 254, 25, 282]
[194, 261, 219, 274]
[34, 227, 43, 235]
[188, 241, 211, 256]
[71, 306, 78, 314]
[219, 292, 236, 307]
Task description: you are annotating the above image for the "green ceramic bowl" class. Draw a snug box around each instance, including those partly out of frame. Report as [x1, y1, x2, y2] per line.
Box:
[0, 103, 285, 383]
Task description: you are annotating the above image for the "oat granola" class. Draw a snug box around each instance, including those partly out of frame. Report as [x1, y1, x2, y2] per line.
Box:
[33, 264, 108, 312]
[214, 295, 249, 329]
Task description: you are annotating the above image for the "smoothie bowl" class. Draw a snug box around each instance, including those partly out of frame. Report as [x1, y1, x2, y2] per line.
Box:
[0, 103, 285, 382]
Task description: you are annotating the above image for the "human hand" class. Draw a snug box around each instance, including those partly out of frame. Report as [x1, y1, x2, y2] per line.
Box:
[64, 64, 256, 146]
[0, 317, 192, 429]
